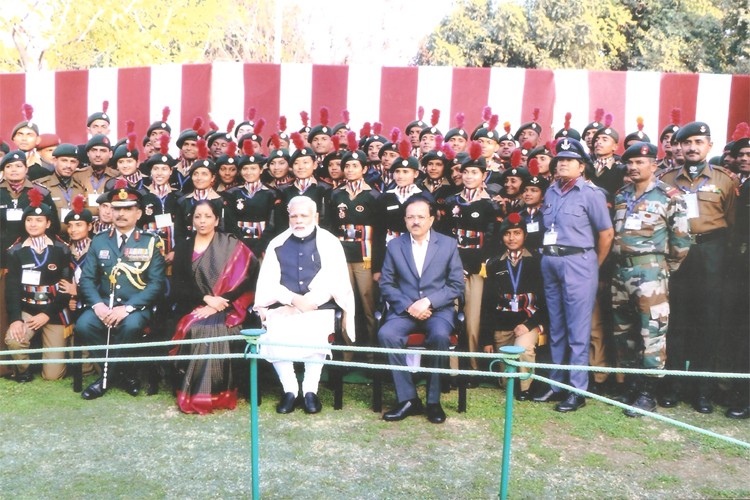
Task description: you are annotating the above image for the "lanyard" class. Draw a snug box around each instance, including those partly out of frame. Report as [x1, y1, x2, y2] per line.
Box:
[90, 174, 106, 192]
[506, 258, 523, 296]
[624, 188, 649, 218]
[32, 247, 50, 268]
[679, 175, 710, 195]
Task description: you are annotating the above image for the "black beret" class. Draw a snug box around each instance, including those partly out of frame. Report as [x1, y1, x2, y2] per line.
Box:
[673, 121, 711, 142]
[621, 142, 658, 163]
[85, 134, 112, 152]
[52, 143, 80, 158]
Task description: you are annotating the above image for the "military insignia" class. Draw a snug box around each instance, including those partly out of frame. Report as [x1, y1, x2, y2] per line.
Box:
[471, 211, 480, 218]
[561, 140, 571, 151]
[699, 125, 707, 133]
[452, 205, 460, 217]
[641, 145, 649, 155]
[161, 156, 168, 162]
[48, 263, 57, 271]
[236, 199, 244, 210]
[401, 160, 408, 167]
[34, 208, 42, 214]
[355, 205, 364, 212]
[118, 190, 128, 200]
[145, 204, 153, 216]
[98, 250, 110, 259]
[337, 202, 347, 219]
[488, 132, 494, 138]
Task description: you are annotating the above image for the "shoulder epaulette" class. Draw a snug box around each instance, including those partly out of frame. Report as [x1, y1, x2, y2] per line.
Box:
[31, 183, 50, 196]
[713, 165, 737, 181]
[656, 180, 681, 197]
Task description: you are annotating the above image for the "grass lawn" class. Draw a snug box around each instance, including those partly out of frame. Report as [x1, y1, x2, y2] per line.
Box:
[1, 368, 749, 499]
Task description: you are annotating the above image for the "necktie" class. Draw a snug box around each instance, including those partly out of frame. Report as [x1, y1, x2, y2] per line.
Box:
[120, 234, 127, 249]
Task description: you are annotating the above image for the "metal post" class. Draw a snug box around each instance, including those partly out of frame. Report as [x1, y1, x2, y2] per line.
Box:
[242, 328, 265, 500]
[498, 346, 524, 500]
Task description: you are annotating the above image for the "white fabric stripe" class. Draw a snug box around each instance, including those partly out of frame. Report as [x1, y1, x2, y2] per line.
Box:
[696, 72, 732, 158]
[25, 71, 56, 135]
[416, 66, 453, 131]
[210, 61, 244, 131]
[150, 64, 183, 156]
[346, 64, 382, 129]
[88, 67, 119, 139]
[624, 71, 661, 146]
[488, 67, 526, 131]
[280, 63, 312, 129]
[552, 69, 589, 137]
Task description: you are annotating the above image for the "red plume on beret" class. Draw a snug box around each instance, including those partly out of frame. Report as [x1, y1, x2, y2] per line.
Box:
[254, 118, 266, 135]
[346, 130, 359, 152]
[671, 108, 681, 126]
[159, 134, 170, 155]
[504, 121, 511, 134]
[594, 108, 605, 122]
[636, 116, 644, 131]
[291, 132, 305, 151]
[197, 128, 206, 137]
[488, 115, 499, 131]
[248, 107, 256, 121]
[604, 113, 614, 128]
[455, 112, 465, 129]
[545, 140, 556, 152]
[243, 139, 255, 156]
[373, 122, 383, 136]
[22, 103, 34, 121]
[360, 122, 372, 140]
[28, 187, 43, 208]
[72, 194, 85, 215]
[507, 212, 522, 224]
[390, 127, 400, 143]
[319, 107, 329, 127]
[196, 138, 209, 160]
[442, 143, 456, 160]
[332, 135, 341, 150]
[279, 115, 287, 132]
[511, 149, 522, 168]
[114, 178, 128, 190]
[161, 106, 170, 122]
[482, 106, 492, 122]
[564, 112, 572, 130]
[102, 100, 109, 113]
[528, 158, 539, 176]
[300, 111, 309, 127]
[431, 109, 440, 127]
[127, 133, 137, 153]
[434, 135, 443, 151]
[126, 120, 135, 134]
[398, 139, 411, 159]
[341, 109, 350, 125]
[532, 108, 540, 122]
[192, 117, 203, 132]
[469, 141, 482, 161]
[522, 140, 534, 152]
[226, 119, 235, 134]
[226, 141, 237, 157]
[417, 106, 424, 121]
[732, 122, 750, 141]
[208, 121, 219, 132]
[270, 133, 281, 150]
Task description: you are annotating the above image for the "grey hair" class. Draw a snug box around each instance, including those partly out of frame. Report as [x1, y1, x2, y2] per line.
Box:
[287, 195, 317, 215]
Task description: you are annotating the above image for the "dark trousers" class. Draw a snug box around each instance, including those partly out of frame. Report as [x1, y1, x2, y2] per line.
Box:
[378, 313, 452, 404]
[75, 309, 151, 375]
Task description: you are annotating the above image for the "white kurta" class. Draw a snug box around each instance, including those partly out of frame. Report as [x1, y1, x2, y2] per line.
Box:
[254, 226, 356, 361]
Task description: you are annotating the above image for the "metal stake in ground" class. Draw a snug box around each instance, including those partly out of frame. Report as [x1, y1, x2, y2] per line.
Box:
[242, 327, 265, 500]
[498, 346, 525, 500]
[102, 273, 117, 390]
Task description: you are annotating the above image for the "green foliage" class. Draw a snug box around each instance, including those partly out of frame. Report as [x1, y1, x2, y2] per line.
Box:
[415, 0, 750, 73]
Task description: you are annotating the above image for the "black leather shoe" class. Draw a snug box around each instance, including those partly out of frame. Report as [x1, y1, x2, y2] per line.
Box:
[82, 377, 106, 400]
[425, 403, 446, 424]
[613, 384, 638, 405]
[122, 377, 140, 397]
[692, 395, 713, 414]
[533, 389, 568, 403]
[554, 393, 586, 413]
[725, 405, 750, 420]
[515, 390, 532, 401]
[658, 381, 679, 408]
[623, 392, 657, 417]
[16, 372, 34, 383]
[383, 398, 424, 421]
[588, 382, 605, 395]
[303, 392, 322, 414]
[276, 392, 297, 414]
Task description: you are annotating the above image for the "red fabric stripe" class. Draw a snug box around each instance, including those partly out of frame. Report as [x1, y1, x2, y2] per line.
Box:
[0, 73, 26, 143]
[658, 73, 699, 136]
[55, 70, 88, 144]
[243, 63, 281, 147]
[379, 67, 419, 136]
[587, 70, 627, 153]
[521, 69, 556, 145]
[117, 66, 151, 151]
[180, 64, 212, 132]
[727, 74, 750, 140]
[450, 67, 491, 129]
[311, 64, 349, 125]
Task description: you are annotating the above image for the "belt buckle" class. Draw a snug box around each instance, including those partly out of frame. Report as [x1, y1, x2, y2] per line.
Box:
[346, 228, 356, 239]
[549, 246, 558, 256]
[35, 292, 48, 301]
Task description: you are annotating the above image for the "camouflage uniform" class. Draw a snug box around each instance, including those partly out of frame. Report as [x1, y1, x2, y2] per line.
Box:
[611, 179, 691, 373]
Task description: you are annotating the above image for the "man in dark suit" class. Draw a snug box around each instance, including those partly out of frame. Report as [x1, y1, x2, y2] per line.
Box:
[378, 195, 464, 424]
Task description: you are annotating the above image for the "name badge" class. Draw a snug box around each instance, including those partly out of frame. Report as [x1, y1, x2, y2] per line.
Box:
[509, 296, 519, 312]
[155, 213, 173, 229]
[526, 221, 539, 233]
[543, 229, 557, 246]
[60, 208, 71, 221]
[387, 205, 399, 211]
[624, 216, 642, 230]
[684, 192, 699, 219]
[22, 269, 41, 286]
[98, 250, 110, 260]
[6, 208, 23, 221]
[88, 193, 100, 207]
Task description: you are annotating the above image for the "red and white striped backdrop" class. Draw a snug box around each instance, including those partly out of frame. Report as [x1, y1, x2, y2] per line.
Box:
[1, 63, 747, 157]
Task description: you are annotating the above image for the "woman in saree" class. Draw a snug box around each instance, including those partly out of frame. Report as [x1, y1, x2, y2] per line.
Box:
[170, 200, 259, 414]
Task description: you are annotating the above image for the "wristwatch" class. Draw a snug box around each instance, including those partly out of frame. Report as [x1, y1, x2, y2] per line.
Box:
[124, 305, 136, 314]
